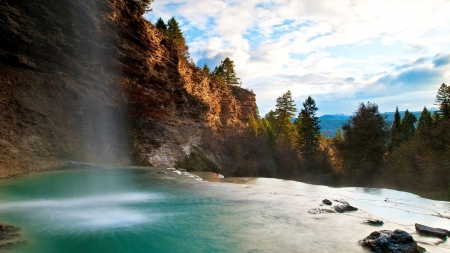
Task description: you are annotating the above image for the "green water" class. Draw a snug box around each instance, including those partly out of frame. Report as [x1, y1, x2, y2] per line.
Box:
[0, 167, 449, 252]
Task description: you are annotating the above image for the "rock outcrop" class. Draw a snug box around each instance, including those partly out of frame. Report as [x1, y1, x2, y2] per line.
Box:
[361, 230, 426, 253]
[0, 0, 256, 177]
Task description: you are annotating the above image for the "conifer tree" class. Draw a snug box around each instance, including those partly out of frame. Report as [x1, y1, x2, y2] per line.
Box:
[135, 0, 153, 13]
[155, 18, 167, 35]
[435, 83, 450, 118]
[212, 57, 240, 86]
[337, 102, 390, 184]
[167, 17, 190, 59]
[202, 63, 210, 74]
[432, 111, 441, 122]
[399, 110, 417, 142]
[267, 91, 297, 141]
[389, 106, 401, 149]
[333, 128, 344, 142]
[417, 107, 433, 133]
[295, 96, 320, 159]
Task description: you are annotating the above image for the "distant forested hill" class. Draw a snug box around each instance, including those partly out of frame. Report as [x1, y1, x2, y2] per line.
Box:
[293, 109, 435, 137]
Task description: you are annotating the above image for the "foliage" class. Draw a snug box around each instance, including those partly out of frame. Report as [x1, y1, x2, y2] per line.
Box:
[155, 18, 167, 34]
[212, 57, 241, 86]
[398, 110, 417, 142]
[295, 96, 321, 159]
[417, 107, 433, 133]
[435, 83, 450, 118]
[156, 17, 190, 60]
[337, 102, 390, 185]
[134, 0, 153, 13]
[202, 63, 210, 74]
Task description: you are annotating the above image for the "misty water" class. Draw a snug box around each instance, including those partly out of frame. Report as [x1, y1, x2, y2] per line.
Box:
[0, 167, 449, 252]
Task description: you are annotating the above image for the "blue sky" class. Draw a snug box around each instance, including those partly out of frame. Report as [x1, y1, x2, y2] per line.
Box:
[146, 0, 450, 116]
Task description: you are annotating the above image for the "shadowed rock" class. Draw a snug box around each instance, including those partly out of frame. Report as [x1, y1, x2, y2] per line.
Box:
[322, 199, 332, 205]
[361, 229, 426, 253]
[415, 223, 449, 240]
[364, 219, 384, 226]
[308, 208, 336, 214]
[332, 200, 358, 213]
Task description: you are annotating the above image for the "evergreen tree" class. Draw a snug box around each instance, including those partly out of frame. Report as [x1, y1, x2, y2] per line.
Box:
[389, 106, 401, 149]
[167, 17, 190, 59]
[266, 91, 297, 141]
[399, 109, 417, 142]
[155, 18, 167, 34]
[202, 63, 210, 74]
[212, 58, 240, 86]
[333, 128, 344, 142]
[435, 83, 450, 118]
[295, 96, 320, 159]
[134, 0, 153, 13]
[337, 102, 390, 185]
[432, 111, 441, 122]
[417, 107, 433, 133]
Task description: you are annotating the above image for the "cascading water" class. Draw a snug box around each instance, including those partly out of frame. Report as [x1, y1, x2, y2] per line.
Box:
[0, 167, 449, 252]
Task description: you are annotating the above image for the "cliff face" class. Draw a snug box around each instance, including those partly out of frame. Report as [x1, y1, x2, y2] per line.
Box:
[0, 0, 256, 177]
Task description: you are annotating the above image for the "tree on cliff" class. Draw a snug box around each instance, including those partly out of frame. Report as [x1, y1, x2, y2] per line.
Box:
[213, 57, 241, 86]
[155, 18, 167, 35]
[337, 102, 390, 185]
[295, 96, 320, 159]
[166, 17, 190, 59]
[135, 0, 153, 13]
[202, 63, 211, 74]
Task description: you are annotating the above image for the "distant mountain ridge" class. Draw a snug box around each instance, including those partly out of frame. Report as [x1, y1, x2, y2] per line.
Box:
[293, 109, 434, 137]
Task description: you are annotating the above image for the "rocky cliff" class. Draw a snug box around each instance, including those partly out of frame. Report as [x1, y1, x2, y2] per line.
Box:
[0, 0, 256, 177]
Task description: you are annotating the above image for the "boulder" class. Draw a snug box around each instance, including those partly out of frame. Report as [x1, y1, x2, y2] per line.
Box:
[332, 202, 358, 213]
[361, 229, 426, 253]
[415, 223, 449, 240]
[322, 199, 332, 205]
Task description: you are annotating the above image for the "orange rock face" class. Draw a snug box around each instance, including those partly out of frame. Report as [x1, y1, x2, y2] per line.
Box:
[0, 0, 257, 176]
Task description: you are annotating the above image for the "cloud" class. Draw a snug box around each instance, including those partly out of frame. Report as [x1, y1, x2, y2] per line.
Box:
[148, 0, 450, 115]
[433, 53, 450, 67]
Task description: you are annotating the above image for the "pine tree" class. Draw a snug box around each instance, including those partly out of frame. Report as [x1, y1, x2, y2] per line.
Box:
[333, 127, 344, 142]
[337, 102, 390, 185]
[155, 18, 167, 35]
[435, 83, 450, 118]
[212, 58, 240, 86]
[134, 0, 153, 13]
[267, 91, 297, 141]
[399, 109, 417, 142]
[432, 111, 441, 122]
[167, 17, 190, 59]
[389, 106, 401, 149]
[295, 96, 320, 159]
[202, 63, 210, 74]
[417, 107, 433, 133]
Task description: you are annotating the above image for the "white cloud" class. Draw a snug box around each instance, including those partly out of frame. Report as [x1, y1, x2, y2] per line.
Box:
[147, 0, 450, 115]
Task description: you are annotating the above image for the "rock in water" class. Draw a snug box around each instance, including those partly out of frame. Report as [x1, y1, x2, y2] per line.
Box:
[322, 199, 332, 205]
[361, 229, 426, 253]
[415, 223, 449, 240]
[364, 219, 384, 226]
[332, 202, 358, 213]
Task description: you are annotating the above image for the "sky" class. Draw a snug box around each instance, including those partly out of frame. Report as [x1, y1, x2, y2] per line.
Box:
[146, 0, 450, 116]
